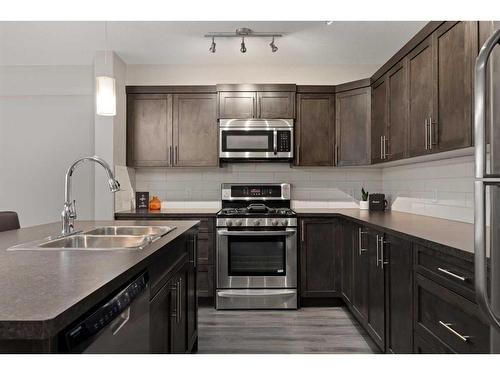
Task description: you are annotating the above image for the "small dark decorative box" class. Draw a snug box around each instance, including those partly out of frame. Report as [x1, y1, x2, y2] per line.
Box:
[135, 192, 149, 211]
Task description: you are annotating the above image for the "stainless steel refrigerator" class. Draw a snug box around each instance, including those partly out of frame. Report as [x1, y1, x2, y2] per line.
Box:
[474, 23, 500, 354]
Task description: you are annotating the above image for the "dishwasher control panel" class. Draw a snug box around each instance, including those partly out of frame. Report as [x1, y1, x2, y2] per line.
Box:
[64, 272, 149, 350]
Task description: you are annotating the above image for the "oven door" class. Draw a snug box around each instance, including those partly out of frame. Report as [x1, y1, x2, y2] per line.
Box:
[216, 228, 297, 288]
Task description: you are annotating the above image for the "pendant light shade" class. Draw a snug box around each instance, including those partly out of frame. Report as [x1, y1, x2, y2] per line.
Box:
[96, 76, 116, 116]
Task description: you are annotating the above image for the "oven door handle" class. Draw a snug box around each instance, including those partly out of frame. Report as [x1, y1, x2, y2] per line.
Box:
[217, 229, 296, 237]
[217, 290, 296, 297]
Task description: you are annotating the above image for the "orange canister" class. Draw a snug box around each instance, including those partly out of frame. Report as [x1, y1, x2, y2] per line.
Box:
[149, 196, 161, 211]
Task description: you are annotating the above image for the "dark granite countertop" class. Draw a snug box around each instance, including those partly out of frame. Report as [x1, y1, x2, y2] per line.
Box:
[295, 209, 478, 260]
[0, 219, 199, 340]
[115, 208, 219, 218]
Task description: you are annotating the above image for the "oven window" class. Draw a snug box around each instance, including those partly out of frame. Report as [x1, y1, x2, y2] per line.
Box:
[222, 130, 273, 152]
[228, 235, 286, 276]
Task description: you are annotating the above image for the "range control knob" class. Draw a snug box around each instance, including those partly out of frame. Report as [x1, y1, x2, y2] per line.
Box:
[226, 220, 233, 227]
[281, 219, 289, 226]
[271, 219, 279, 226]
[253, 219, 261, 226]
[235, 220, 243, 226]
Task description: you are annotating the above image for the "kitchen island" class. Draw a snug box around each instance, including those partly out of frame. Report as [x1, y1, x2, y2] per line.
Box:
[0, 219, 199, 353]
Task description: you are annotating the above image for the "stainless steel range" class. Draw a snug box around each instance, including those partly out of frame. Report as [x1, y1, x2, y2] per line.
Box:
[216, 183, 297, 309]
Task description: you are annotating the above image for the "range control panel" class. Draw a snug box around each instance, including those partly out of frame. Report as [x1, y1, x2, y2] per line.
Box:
[277, 131, 291, 152]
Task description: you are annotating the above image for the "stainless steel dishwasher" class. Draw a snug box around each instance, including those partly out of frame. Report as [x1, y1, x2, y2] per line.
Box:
[62, 272, 150, 353]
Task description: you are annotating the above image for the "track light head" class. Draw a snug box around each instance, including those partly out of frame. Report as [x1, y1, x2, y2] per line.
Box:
[269, 36, 278, 53]
[240, 37, 247, 53]
[209, 36, 216, 53]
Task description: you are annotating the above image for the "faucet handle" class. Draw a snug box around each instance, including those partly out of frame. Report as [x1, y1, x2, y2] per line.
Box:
[70, 200, 77, 219]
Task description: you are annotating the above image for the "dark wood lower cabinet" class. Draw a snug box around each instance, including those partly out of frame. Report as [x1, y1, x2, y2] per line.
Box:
[300, 218, 340, 299]
[385, 234, 413, 354]
[366, 229, 385, 350]
[340, 221, 354, 303]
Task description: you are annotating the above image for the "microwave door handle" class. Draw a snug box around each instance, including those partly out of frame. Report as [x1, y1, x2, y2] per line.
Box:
[217, 229, 296, 237]
[273, 130, 278, 154]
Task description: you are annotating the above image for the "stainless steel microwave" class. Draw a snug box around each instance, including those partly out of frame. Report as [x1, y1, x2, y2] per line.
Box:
[219, 119, 294, 161]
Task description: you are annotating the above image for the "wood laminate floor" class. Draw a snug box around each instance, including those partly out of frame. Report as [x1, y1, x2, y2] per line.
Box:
[198, 306, 379, 354]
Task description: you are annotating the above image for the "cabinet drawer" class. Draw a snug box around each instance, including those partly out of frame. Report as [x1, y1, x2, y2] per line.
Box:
[414, 274, 489, 353]
[197, 231, 214, 265]
[415, 245, 474, 300]
[413, 331, 454, 354]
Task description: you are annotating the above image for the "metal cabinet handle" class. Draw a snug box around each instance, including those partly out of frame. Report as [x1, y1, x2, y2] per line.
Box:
[358, 228, 367, 255]
[474, 29, 500, 332]
[437, 267, 466, 282]
[380, 136, 384, 159]
[376, 234, 380, 267]
[177, 278, 182, 323]
[429, 117, 437, 150]
[424, 118, 429, 150]
[170, 283, 178, 320]
[301, 221, 305, 242]
[335, 145, 339, 165]
[380, 237, 388, 269]
[383, 136, 391, 159]
[194, 234, 198, 269]
[438, 321, 470, 342]
[174, 146, 178, 165]
[169, 145, 172, 165]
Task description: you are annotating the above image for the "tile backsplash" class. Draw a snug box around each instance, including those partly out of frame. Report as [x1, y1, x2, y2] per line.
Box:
[382, 155, 475, 223]
[135, 163, 383, 204]
[132, 155, 478, 223]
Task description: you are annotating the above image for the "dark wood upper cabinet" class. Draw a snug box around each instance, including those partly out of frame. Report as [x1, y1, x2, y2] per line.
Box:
[257, 91, 295, 118]
[407, 36, 435, 157]
[219, 90, 295, 119]
[127, 91, 218, 168]
[432, 21, 477, 152]
[335, 87, 371, 166]
[295, 93, 335, 166]
[299, 218, 340, 298]
[371, 77, 388, 164]
[172, 93, 218, 167]
[218, 91, 256, 119]
[387, 59, 408, 161]
[127, 94, 172, 167]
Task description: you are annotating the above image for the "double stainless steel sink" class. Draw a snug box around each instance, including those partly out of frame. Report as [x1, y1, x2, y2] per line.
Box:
[8, 226, 176, 251]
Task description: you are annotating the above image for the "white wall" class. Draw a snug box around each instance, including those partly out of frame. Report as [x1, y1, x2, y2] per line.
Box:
[0, 66, 95, 227]
[126, 64, 379, 85]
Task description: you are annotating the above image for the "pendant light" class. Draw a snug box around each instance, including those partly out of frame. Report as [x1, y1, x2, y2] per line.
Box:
[96, 22, 116, 116]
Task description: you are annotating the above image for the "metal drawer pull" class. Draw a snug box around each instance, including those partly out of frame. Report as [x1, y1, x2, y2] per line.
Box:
[437, 267, 467, 282]
[438, 321, 470, 342]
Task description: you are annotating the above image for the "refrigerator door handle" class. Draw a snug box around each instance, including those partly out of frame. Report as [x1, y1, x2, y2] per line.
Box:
[474, 28, 500, 332]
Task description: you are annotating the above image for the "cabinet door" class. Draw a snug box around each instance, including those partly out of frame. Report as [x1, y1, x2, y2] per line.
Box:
[187, 235, 198, 351]
[408, 37, 434, 157]
[366, 230, 385, 350]
[432, 21, 476, 152]
[295, 93, 335, 166]
[341, 221, 354, 303]
[218, 91, 256, 118]
[127, 94, 172, 167]
[387, 60, 408, 161]
[300, 218, 339, 298]
[386, 235, 413, 354]
[150, 280, 175, 353]
[197, 264, 214, 298]
[352, 225, 369, 320]
[371, 77, 388, 164]
[172, 94, 218, 167]
[257, 91, 295, 118]
[170, 267, 188, 354]
[335, 87, 371, 166]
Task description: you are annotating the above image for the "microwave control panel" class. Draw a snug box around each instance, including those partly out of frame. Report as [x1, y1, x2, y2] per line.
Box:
[277, 131, 291, 152]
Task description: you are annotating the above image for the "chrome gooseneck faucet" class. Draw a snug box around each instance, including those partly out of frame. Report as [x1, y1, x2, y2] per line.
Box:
[62, 156, 120, 235]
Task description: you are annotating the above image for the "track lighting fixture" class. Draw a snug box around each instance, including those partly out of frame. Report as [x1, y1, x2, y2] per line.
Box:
[204, 28, 282, 54]
[209, 36, 216, 53]
[269, 36, 278, 53]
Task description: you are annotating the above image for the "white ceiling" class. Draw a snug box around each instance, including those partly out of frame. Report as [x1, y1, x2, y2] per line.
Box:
[0, 21, 427, 66]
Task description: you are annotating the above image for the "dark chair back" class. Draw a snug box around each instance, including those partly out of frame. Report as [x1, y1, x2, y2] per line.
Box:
[0, 211, 20, 232]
